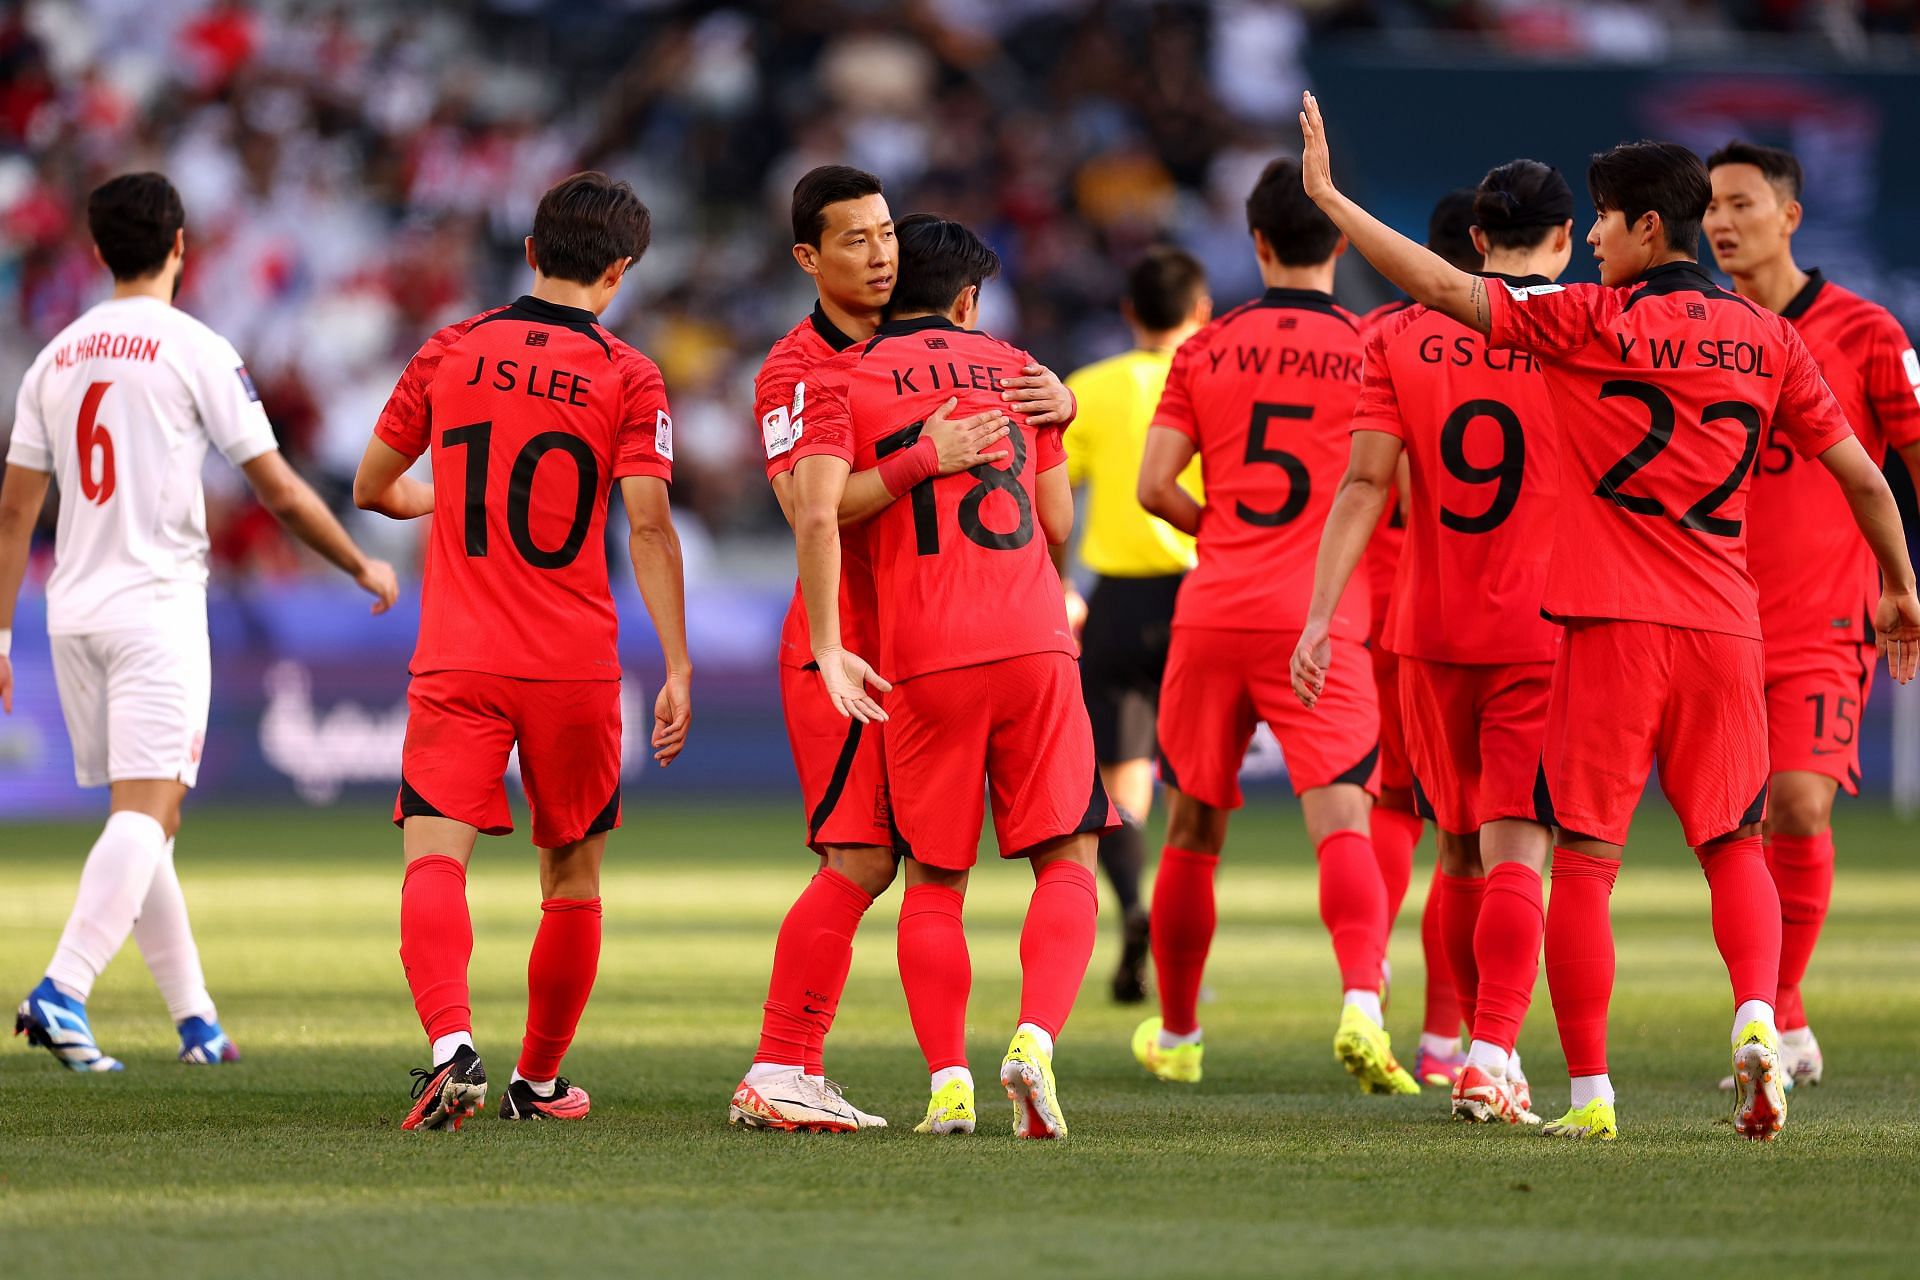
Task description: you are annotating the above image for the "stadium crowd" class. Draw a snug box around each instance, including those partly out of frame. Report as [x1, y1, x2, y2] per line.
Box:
[3, 0, 1918, 577]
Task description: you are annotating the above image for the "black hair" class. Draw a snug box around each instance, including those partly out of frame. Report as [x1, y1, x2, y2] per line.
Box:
[1586, 140, 1711, 259]
[1426, 189, 1482, 271]
[791, 164, 885, 247]
[1705, 139, 1803, 202]
[1474, 159, 1576, 251]
[1245, 158, 1341, 267]
[530, 171, 651, 285]
[87, 172, 185, 281]
[887, 213, 1000, 317]
[1127, 246, 1208, 331]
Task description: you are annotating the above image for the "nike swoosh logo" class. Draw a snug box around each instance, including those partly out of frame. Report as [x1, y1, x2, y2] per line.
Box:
[803, 1005, 829, 1017]
[1810, 747, 1843, 755]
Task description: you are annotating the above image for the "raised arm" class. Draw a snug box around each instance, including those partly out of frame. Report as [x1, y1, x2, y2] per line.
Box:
[1299, 92, 1490, 333]
[0, 463, 51, 714]
[1291, 431, 1404, 706]
[1815, 436, 1920, 682]
[620, 474, 692, 764]
[1138, 426, 1203, 535]
[241, 451, 398, 613]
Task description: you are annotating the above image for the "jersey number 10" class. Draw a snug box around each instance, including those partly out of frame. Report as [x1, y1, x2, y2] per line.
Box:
[442, 420, 599, 569]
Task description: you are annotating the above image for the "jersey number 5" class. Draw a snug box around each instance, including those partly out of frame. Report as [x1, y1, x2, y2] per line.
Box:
[77, 380, 116, 506]
[875, 421, 1033, 555]
[442, 420, 599, 569]
[1236, 402, 1311, 526]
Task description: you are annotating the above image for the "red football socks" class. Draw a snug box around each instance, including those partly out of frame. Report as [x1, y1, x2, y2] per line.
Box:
[1698, 834, 1782, 1011]
[1435, 869, 1483, 1032]
[1016, 860, 1099, 1040]
[1317, 830, 1388, 992]
[1545, 848, 1619, 1078]
[1371, 805, 1423, 927]
[897, 883, 971, 1072]
[399, 854, 473, 1043]
[754, 868, 875, 1072]
[1150, 845, 1218, 1036]
[1767, 831, 1833, 1031]
[1473, 863, 1544, 1054]
[518, 896, 603, 1082]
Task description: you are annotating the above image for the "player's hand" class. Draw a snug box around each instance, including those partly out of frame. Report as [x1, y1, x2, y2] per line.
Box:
[814, 645, 892, 724]
[1001, 364, 1075, 427]
[1290, 617, 1333, 708]
[356, 559, 401, 615]
[652, 670, 692, 765]
[1064, 586, 1088, 652]
[1875, 588, 1920, 684]
[0, 655, 13, 715]
[1298, 91, 1338, 205]
[923, 396, 1011, 475]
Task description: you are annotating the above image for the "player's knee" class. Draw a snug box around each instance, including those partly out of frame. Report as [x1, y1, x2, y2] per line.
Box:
[1377, 784, 1416, 816]
[1768, 775, 1835, 836]
[1436, 829, 1482, 877]
[1164, 791, 1226, 855]
[1300, 784, 1371, 846]
[824, 844, 898, 897]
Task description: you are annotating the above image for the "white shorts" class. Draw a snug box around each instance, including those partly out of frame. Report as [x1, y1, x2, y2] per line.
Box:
[50, 627, 212, 788]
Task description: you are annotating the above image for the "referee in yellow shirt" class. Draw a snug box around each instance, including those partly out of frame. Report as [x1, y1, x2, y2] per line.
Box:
[1060, 248, 1211, 1003]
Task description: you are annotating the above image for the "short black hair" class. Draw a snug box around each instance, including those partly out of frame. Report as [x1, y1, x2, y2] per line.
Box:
[87, 172, 185, 282]
[887, 213, 1000, 319]
[1427, 189, 1481, 271]
[791, 165, 885, 247]
[1127, 247, 1208, 331]
[1474, 159, 1576, 251]
[530, 172, 651, 285]
[1586, 140, 1711, 259]
[1705, 139, 1803, 202]
[1245, 158, 1341, 267]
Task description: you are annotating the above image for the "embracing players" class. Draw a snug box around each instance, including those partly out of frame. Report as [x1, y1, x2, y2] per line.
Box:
[790, 214, 1115, 1139]
[354, 172, 691, 1129]
[1299, 93, 1920, 1141]
[1297, 160, 1576, 1125]
[728, 167, 1072, 1133]
[1131, 158, 1415, 1097]
[5, 172, 398, 1072]
[1703, 140, 1920, 1091]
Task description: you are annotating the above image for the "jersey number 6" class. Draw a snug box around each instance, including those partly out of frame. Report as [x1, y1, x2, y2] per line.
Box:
[77, 380, 117, 506]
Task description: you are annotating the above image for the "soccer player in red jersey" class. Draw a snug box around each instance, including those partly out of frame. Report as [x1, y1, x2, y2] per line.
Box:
[1299, 93, 1920, 1141]
[352, 173, 692, 1129]
[790, 214, 1116, 1139]
[1296, 160, 1577, 1127]
[728, 167, 1074, 1133]
[1130, 158, 1417, 1098]
[1704, 140, 1920, 1090]
[1357, 188, 1481, 1089]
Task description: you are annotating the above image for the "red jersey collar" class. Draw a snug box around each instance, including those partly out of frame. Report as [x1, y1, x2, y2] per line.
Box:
[875, 314, 962, 337]
[809, 302, 859, 351]
[1780, 269, 1827, 321]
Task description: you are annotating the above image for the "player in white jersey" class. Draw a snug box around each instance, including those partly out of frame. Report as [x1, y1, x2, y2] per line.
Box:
[0, 173, 399, 1071]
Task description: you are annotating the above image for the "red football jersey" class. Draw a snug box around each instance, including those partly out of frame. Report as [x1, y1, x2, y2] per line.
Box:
[1747, 272, 1920, 650]
[791, 315, 1074, 682]
[1355, 279, 1562, 665]
[1153, 287, 1369, 638]
[752, 305, 880, 670]
[1486, 262, 1852, 638]
[375, 295, 673, 681]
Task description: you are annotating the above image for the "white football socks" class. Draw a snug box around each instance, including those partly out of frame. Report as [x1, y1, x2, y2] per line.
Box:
[510, 1070, 557, 1098]
[1157, 1025, 1203, 1050]
[45, 811, 169, 1001]
[746, 1062, 803, 1084]
[1732, 999, 1777, 1044]
[1570, 1073, 1614, 1108]
[133, 838, 217, 1024]
[1420, 1033, 1461, 1060]
[1343, 989, 1383, 1025]
[1465, 1039, 1510, 1074]
[1780, 1026, 1815, 1051]
[930, 1065, 973, 1093]
[1015, 1022, 1053, 1058]
[430, 1031, 473, 1064]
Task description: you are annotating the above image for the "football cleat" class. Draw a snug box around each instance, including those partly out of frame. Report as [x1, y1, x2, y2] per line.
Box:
[1731, 1021, 1787, 1141]
[1112, 909, 1151, 1004]
[1333, 1005, 1420, 1096]
[1001, 1031, 1067, 1139]
[1509, 1060, 1535, 1117]
[1414, 1043, 1466, 1088]
[1782, 1028, 1823, 1088]
[1541, 1098, 1618, 1140]
[176, 1016, 240, 1065]
[914, 1077, 977, 1135]
[1131, 1016, 1203, 1084]
[1451, 1064, 1539, 1125]
[817, 1076, 887, 1129]
[402, 1044, 487, 1131]
[499, 1076, 591, 1120]
[14, 978, 121, 1072]
[727, 1068, 858, 1133]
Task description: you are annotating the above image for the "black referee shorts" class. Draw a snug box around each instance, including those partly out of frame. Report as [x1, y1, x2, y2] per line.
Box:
[1079, 573, 1184, 765]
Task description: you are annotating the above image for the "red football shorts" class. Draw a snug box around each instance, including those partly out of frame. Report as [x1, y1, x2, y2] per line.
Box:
[1399, 657, 1553, 836]
[1543, 620, 1767, 848]
[1158, 626, 1381, 809]
[885, 651, 1117, 871]
[1765, 640, 1877, 794]
[396, 670, 621, 849]
[1370, 640, 1415, 796]
[780, 661, 894, 851]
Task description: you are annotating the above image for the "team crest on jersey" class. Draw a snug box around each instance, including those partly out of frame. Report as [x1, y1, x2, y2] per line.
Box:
[655, 408, 674, 460]
[235, 366, 260, 402]
[1686, 302, 1707, 320]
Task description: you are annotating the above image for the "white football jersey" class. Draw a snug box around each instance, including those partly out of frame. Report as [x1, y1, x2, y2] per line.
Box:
[7, 295, 279, 634]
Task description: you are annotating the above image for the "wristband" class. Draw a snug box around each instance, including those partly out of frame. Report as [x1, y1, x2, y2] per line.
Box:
[876, 436, 939, 496]
[0, 628, 10, 658]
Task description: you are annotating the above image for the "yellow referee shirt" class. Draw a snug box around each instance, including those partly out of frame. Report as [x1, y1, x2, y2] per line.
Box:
[1064, 348, 1202, 578]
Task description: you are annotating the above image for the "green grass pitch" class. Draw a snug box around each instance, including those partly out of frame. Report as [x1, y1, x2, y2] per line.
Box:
[3, 799, 1919, 1278]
